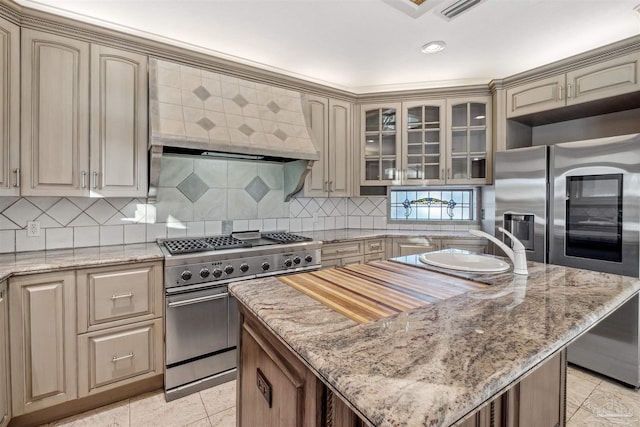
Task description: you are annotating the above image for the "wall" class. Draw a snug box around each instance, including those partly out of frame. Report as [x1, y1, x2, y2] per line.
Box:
[0, 155, 475, 253]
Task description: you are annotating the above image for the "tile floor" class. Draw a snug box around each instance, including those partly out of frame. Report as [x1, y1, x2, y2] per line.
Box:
[38, 365, 640, 427]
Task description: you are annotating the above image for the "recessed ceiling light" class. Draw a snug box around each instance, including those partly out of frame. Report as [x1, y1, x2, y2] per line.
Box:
[421, 41, 446, 54]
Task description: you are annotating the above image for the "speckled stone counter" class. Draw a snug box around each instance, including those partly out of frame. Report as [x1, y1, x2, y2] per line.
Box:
[229, 256, 640, 426]
[0, 243, 164, 282]
[307, 228, 479, 244]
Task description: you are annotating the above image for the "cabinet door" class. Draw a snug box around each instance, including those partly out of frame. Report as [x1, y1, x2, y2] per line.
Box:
[0, 17, 19, 196]
[90, 45, 148, 197]
[441, 238, 487, 254]
[303, 95, 329, 196]
[505, 75, 565, 118]
[0, 281, 9, 427]
[391, 237, 440, 258]
[21, 29, 90, 196]
[9, 271, 77, 415]
[328, 99, 352, 197]
[361, 103, 402, 185]
[402, 100, 446, 185]
[566, 52, 640, 106]
[446, 97, 492, 185]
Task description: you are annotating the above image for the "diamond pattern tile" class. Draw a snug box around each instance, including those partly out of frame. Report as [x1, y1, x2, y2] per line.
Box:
[3, 199, 42, 227]
[47, 199, 82, 225]
[245, 176, 270, 203]
[238, 124, 254, 137]
[274, 128, 288, 141]
[177, 173, 209, 203]
[85, 199, 118, 225]
[197, 117, 216, 131]
[193, 85, 211, 101]
[232, 94, 249, 108]
[267, 101, 281, 114]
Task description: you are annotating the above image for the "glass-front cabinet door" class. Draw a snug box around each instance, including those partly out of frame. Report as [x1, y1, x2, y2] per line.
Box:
[402, 100, 446, 185]
[446, 96, 492, 185]
[361, 103, 402, 185]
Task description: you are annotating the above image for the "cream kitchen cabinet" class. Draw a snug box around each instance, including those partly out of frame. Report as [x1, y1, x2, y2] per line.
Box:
[441, 238, 487, 254]
[321, 240, 365, 268]
[0, 16, 20, 196]
[9, 271, 77, 416]
[361, 97, 492, 188]
[506, 52, 640, 118]
[21, 29, 148, 197]
[0, 280, 9, 427]
[364, 238, 386, 263]
[303, 95, 352, 197]
[389, 236, 440, 258]
[76, 261, 163, 397]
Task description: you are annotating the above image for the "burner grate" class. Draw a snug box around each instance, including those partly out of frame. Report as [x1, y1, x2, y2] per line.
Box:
[163, 239, 213, 255]
[263, 232, 312, 244]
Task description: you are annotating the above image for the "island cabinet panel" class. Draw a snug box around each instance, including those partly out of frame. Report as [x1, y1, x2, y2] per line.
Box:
[238, 305, 323, 427]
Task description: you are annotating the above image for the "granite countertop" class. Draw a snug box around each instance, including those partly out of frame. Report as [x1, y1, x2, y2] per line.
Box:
[307, 228, 481, 243]
[229, 256, 640, 427]
[0, 243, 164, 282]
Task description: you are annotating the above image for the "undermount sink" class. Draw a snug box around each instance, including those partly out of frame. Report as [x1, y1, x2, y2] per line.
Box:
[419, 251, 511, 273]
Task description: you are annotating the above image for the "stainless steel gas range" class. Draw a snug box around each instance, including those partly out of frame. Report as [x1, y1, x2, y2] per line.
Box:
[159, 230, 321, 401]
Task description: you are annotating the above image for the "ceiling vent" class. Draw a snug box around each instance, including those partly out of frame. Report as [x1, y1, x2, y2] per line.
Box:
[440, 0, 484, 20]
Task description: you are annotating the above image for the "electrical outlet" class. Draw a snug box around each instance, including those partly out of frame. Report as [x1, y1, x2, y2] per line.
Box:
[27, 221, 40, 237]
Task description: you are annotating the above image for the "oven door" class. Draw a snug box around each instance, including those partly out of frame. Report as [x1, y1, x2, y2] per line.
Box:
[165, 285, 232, 366]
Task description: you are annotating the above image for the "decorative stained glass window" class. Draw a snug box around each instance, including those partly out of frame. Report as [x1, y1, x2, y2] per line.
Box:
[389, 188, 474, 222]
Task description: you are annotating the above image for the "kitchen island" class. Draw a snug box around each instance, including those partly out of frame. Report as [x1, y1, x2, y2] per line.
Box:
[229, 255, 640, 426]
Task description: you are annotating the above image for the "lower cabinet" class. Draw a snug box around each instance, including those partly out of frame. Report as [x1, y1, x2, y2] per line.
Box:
[389, 236, 440, 257]
[9, 271, 78, 416]
[322, 238, 387, 268]
[441, 238, 488, 254]
[0, 280, 9, 427]
[238, 300, 566, 427]
[7, 261, 164, 422]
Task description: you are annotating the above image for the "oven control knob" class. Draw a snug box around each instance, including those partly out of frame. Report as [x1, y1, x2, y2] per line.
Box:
[261, 262, 270, 271]
[240, 263, 249, 273]
[224, 265, 234, 275]
[284, 259, 293, 268]
[305, 255, 313, 263]
[293, 256, 301, 265]
[181, 270, 193, 281]
[212, 268, 223, 278]
[199, 268, 210, 279]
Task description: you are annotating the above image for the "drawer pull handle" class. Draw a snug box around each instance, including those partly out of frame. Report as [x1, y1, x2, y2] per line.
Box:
[112, 352, 134, 363]
[167, 292, 229, 308]
[111, 292, 134, 301]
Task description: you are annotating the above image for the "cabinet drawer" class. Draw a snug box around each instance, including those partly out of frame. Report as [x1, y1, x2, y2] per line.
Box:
[322, 241, 363, 260]
[364, 253, 385, 263]
[365, 238, 385, 254]
[77, 261, 163, 333]
[441, 239, 488, 254]
[77, 318, 163, 396]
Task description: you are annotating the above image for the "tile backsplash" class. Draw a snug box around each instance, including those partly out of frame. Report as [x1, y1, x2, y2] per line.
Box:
[0, 155, 473, 253]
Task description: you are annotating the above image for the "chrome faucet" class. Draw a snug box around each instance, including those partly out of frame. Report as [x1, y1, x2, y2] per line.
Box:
[469, 227, 529, 276]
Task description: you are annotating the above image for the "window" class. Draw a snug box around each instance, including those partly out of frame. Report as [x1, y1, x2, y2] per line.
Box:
[389, 188, 474, 222]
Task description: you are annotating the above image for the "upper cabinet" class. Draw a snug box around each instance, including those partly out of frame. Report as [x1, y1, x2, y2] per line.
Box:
[20, 29, 148, 197]
[0, 17, 20, 196]
[303, 95, 353, 197]
[360, 96, 492, 188]
[506, 52, 640, 118]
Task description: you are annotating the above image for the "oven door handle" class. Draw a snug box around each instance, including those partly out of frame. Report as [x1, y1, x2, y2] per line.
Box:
[167, 292, 228, 308]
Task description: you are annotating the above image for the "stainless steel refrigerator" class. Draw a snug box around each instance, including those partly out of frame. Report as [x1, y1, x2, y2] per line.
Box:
[495, 133, 640, 387]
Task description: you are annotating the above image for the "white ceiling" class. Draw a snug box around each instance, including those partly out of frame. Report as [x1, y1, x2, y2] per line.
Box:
[16, 0, 640, 93]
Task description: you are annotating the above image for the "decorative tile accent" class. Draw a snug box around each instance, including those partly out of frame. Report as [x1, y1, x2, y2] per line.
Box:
[3, 199, 41, 228]
[47, 198, 82, 226]
[197, 117, 216, 131]
[238, 124, 254, 137]
[177, 173, 209, 203]
[267, 101, 281, 114]
[274, 128, 288, 141]
[245, 176, 270, 203]
[85, 200, 118, 225]
[232, 94, 249, 108]
[192, 85, 211, 101]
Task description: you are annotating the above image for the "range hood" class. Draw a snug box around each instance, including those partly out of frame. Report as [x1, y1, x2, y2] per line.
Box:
[148, 58, 319, 202]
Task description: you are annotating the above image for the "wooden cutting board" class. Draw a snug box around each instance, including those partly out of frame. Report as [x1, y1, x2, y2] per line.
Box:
[279, 261, 488, 323]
